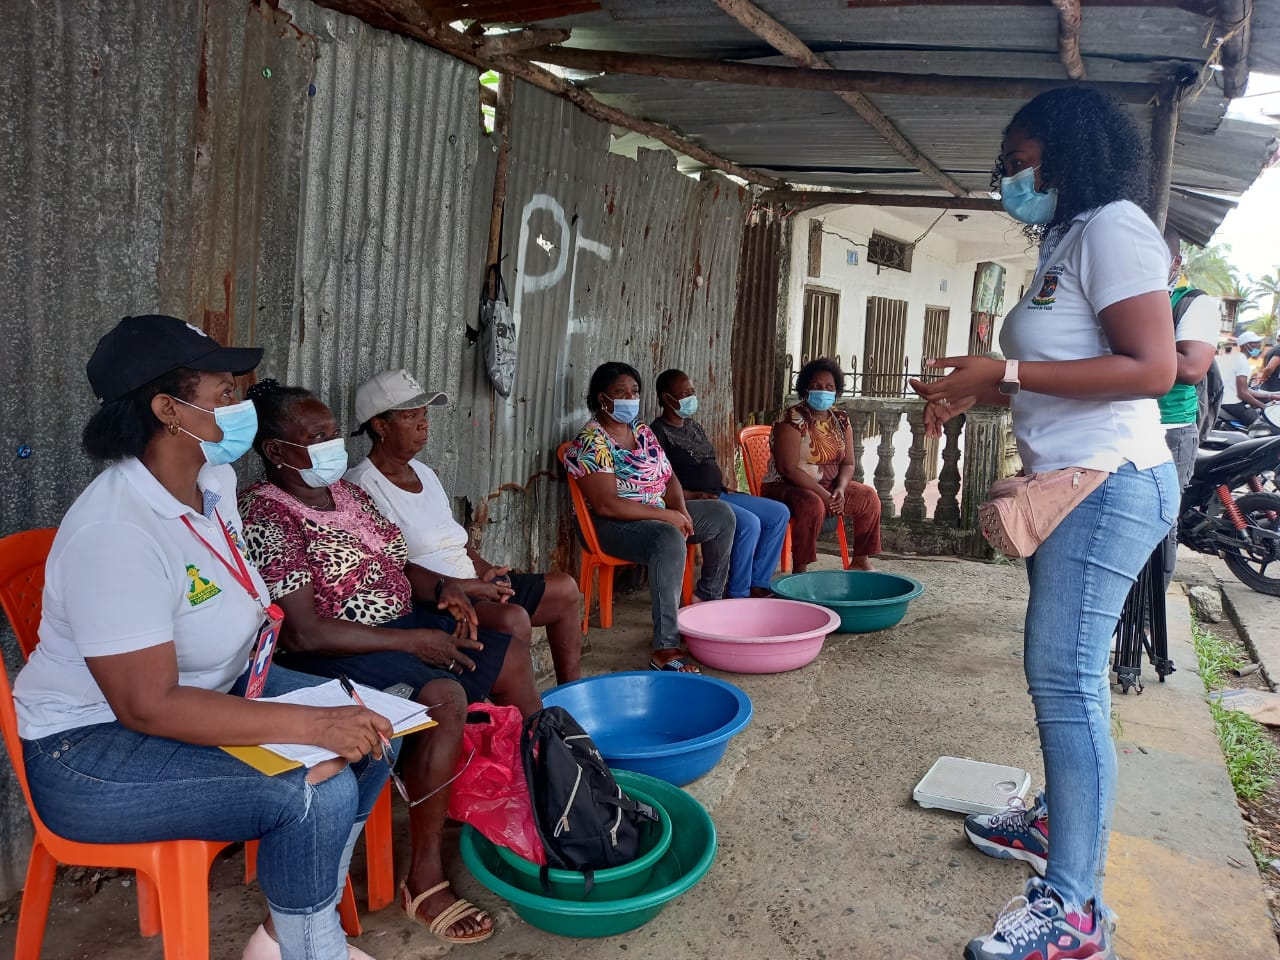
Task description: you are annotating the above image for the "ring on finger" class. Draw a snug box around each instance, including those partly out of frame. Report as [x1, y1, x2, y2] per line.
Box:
[449, 658, 457, 672]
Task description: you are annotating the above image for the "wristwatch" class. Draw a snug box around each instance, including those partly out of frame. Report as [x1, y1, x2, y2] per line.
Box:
[998, 359, 1021, 396]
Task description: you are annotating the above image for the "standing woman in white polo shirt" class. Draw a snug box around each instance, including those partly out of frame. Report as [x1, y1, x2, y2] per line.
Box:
[12, 316, 394, 960]
[912, 89, 1178, 960]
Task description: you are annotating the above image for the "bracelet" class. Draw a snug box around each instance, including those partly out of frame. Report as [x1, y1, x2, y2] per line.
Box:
[434, 578, 444, 603]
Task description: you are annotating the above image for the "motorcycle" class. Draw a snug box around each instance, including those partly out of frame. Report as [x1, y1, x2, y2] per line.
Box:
[1179, 434, 1280, 595]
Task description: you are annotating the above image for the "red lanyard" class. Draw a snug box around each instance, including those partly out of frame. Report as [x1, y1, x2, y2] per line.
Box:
[181, 510, 267, 612]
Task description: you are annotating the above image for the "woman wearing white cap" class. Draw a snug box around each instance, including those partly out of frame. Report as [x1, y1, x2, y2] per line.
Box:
[346, 369, 585, 684]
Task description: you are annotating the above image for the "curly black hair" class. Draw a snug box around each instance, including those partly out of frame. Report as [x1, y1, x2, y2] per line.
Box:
[586, 361, 643, 414]
[795, 357, 844, 397]
[994, 87, 1151, 242]
[81, 367, 202, 462]
[245, 378, 316, 463]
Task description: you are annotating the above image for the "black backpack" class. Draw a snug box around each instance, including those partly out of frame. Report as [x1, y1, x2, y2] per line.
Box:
[1173, 288, 1223, 440]
[521, 706, 659, 890]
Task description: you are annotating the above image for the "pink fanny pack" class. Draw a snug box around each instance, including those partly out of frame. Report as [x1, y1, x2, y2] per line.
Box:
[978, 467, 1108, 558]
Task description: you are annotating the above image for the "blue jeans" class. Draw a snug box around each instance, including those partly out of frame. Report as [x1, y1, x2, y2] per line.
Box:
[592, 498, 736, 649]
[1023, 461, 1178, 913]
[721, 492, 790, 596]
[22, 665, 392, 960]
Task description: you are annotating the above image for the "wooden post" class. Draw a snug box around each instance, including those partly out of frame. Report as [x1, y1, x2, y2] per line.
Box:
[1049, 0, 1088, 80]
[485, 76, 514, 281]
[1217, 0, 1251, 100]
[710, 0, 969, 197]
[1148, 82, 1181, 232]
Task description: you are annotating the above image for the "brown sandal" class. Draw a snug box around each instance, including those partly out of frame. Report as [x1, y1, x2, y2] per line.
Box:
[400, 880, 494, 944]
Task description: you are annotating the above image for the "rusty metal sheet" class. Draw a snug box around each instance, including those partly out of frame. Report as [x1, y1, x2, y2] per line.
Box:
[458, 81, 749, 566]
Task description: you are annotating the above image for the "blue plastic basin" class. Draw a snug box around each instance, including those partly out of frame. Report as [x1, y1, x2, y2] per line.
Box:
[542, 672, 753, 785]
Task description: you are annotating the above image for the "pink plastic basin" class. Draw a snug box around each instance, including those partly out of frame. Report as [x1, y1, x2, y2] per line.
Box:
[676, 598, 841, 673]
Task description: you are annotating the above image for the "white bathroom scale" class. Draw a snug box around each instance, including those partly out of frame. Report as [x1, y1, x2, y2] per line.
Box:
[913, 756, 1032, 816]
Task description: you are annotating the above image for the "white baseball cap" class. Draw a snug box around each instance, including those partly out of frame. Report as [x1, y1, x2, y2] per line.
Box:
[354, 369, 447, 428]
[1238, 331, 1263, 347]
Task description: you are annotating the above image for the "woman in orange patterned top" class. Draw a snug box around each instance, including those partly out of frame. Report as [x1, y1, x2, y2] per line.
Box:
[761, 357, 881, 572]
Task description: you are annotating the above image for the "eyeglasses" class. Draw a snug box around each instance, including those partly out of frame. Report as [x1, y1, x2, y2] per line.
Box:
[387, 747, 476, 809]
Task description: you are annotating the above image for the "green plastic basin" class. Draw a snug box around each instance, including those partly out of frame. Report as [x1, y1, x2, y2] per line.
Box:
[772, 570, 924, 633]
[491, 780, 674, 901]
[460, 770, 717, 937]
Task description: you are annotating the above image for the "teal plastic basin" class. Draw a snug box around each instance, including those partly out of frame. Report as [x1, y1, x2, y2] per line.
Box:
[460, 770, 717, 938]
[491, 780, 674, 901]
[772, 570, 924, 633]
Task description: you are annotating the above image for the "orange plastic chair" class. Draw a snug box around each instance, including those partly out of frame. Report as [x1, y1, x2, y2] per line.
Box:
[557, 442, 695, 633]
[738, 424, 850, 572]
[0, 528, 361, 957]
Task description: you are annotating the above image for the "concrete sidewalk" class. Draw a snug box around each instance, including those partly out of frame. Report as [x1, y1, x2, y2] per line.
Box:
[2, 553, 1274, 959]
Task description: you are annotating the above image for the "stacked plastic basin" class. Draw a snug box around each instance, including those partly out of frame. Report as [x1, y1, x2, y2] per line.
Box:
[462, 672, 751, 937]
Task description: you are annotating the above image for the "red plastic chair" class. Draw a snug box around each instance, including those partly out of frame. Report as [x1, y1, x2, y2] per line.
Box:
[738, 424, 850, 572]
[557, 442, 695, 633]
[0, 528, 361, 957]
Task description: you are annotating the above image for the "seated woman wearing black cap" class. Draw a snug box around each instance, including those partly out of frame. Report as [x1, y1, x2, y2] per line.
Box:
[12, 315, 393, 960]
[239, 380, 543, 946]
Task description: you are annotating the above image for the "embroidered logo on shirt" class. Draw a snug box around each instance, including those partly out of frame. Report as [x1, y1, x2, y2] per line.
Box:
[1031, 269, 1062, 307]
[185, 565, 222, 606]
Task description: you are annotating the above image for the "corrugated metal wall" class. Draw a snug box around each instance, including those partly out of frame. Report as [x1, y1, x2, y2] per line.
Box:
[731, 207, 787, 423]
[269, 0, 482, 499]
[459, 82, 750, 567]
[0, 1, 751, 895]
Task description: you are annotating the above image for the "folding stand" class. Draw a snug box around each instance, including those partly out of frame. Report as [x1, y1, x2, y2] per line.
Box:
[1113, 548, 1176, 694]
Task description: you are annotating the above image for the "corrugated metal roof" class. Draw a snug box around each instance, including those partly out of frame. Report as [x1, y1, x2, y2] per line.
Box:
[506, 0, 1279, 241]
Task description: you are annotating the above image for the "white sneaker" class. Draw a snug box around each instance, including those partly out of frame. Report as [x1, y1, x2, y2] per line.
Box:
[241, 921, 379, 960]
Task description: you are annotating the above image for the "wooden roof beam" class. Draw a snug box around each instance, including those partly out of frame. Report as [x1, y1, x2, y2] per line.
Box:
[312, 0, 784, 188]
[711, 0, 969, 197]
[474, 27, 570, 57]
[527, 46, 1158, 102]
[1049, 0, 1087, 80]
[758, 190, 1002, 210]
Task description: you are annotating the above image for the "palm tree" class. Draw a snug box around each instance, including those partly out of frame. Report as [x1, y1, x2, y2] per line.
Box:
[1251, 271, 1280, 339]
[1181, 241, 1239, 296]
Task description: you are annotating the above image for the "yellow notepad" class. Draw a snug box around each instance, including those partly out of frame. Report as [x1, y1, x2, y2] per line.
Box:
[221, 680, 438, 775]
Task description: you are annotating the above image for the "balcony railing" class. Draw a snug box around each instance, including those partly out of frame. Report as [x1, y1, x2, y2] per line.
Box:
[835, 396, 1016, 559]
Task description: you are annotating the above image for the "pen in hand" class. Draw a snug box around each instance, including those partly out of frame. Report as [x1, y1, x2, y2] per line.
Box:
[338, 674, 394, 758]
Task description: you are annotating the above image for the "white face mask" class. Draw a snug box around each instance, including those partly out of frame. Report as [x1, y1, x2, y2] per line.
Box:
[276, 437, 348, 487]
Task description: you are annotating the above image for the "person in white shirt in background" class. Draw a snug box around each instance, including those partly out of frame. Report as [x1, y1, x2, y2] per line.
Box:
[1216, 331, 1274, 426]
[1156, 224, 1220, 588]
[346, 370, 584, 684]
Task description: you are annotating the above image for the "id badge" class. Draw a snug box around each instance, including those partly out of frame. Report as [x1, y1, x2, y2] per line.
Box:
[244, 603, 285, 700]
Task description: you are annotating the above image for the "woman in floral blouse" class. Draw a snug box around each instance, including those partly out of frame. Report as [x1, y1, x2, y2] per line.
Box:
[762, 357, 881, 572]
[240, 380, 542, 946]
[563, 361, 736, 672]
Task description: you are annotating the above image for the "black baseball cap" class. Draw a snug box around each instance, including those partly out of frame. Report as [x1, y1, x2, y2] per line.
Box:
[87, 315, 264, 404]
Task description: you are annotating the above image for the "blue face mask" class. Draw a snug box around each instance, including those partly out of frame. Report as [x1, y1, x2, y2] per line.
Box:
[674, 395, 699, 418]
[806, 390, 836, 412]
[1000, 166, 1058, 226]
[175, 397, 258, 466]
[607, 398, 641, 426]
[279, 437, 349, 487]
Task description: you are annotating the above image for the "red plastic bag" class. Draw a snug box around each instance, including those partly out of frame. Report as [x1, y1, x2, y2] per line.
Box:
[446, 703, 545, 864]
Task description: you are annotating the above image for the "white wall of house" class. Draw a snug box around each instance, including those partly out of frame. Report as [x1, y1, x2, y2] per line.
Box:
[783, 205, 1039, 386]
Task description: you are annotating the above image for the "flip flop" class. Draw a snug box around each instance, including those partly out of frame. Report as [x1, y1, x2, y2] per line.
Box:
[649, 655, 701, 673]
[401, 880, 494, 945]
